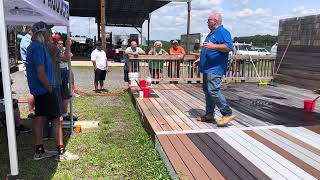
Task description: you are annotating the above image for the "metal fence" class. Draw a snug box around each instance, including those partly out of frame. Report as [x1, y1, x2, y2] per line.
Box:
[128, 55, 276, 83]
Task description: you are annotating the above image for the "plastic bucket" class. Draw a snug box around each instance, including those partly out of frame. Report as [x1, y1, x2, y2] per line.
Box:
[304, 100, 316, 112]
[139, 80, 147, 88]
[128, 72, 139, 86]
[143, 88, 150, 98]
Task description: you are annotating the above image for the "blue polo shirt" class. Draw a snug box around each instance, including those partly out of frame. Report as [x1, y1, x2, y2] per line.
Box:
[200, 25, 233, 75]
[26, 41, 56, 96]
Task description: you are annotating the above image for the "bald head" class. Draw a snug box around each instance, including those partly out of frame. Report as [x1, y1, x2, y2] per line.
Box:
[131, 41, 137, 48]
[207, 13, 222, 31]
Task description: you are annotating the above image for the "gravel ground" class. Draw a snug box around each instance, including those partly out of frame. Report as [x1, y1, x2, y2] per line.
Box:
[11, 66, 128, 116]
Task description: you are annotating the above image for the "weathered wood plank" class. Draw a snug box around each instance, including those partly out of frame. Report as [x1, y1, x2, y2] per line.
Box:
[153, 89, 201, 130]
[149, 98, 187, 131]
[137, 99, 163, 132]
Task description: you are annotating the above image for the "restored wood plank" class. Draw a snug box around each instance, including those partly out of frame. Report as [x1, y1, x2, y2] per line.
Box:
[206, 133, 271, 180]
[188, 133, 241, 179]
[256, 129, 320, 169]
[157, 135, 195, 179]
[168, 135, 211, 180]
[177, 134, 225, 180]
[196, 133, 256, 180]
[271, 129, 320, 156]
[245, 130, 320, 179]
[214, 131, 284, 179]
[225, 131, 301, 179]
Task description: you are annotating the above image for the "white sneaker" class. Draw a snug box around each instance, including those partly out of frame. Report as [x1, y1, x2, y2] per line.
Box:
[33, 150, 58, 161]
[55, 150, 79, 161]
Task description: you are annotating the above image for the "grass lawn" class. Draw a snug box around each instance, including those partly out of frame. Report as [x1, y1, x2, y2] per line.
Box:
[0, 93, 169, 179]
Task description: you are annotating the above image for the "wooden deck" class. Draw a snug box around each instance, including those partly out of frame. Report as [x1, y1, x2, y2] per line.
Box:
[129, 83, 320, 179]
[156, 127, 320, 180]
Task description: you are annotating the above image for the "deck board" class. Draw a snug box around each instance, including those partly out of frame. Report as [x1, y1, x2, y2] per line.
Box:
[129, 84, 320, 179]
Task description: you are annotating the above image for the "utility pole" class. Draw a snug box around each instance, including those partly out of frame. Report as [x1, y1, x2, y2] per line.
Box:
[186, 0, 191, 53]
[100, 0, 106, 51]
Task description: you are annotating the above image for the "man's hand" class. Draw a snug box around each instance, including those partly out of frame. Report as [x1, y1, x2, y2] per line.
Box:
[65, 38, 72, 49]
[48, 86, 53, 94]
[202, 42, 216, 50]
[106, 66, 110, 73]
[193, 58, 200, 67]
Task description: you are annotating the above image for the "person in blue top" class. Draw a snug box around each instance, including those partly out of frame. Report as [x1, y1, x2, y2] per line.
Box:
[26, 21, 79, 161]
[195, 13, 235, 126]
[20, 26, 36, 119]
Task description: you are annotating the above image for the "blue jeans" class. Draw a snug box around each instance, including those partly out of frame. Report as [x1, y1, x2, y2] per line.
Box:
[202, 73, 232, 116]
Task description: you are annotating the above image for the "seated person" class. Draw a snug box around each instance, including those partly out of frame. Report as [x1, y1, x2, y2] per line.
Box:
[148, 41, 168, 83]
[0, 75, 31, 133]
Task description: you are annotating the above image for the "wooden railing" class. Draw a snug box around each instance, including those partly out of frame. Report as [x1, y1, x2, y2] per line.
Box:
[128, 54, 276, 83]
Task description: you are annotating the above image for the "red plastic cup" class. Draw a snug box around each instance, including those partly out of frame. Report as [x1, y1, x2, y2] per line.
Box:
[304, 100, 316, 112]
[143, 88, 150, 98]
[139, 80, 147, 88]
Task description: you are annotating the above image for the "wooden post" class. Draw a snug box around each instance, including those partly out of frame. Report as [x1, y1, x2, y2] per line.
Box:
[97, 22, 101, 41]
[148, 14, 150, 47]
[186, 1, 191, 53]
[100, 0, 106, 51]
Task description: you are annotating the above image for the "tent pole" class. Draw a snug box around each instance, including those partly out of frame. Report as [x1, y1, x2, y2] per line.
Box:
[0, 0, 19, 176]
[67, 27, 74, 135]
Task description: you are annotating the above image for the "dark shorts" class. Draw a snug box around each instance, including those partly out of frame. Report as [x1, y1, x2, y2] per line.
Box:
[94, 68, 107, 82]
[61, 84, 71, 100]
[34, 90, 60, 120]
[61, 67, 69, 85]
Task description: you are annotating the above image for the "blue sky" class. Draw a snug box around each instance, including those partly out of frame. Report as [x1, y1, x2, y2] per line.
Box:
[53, 0, 320, 40]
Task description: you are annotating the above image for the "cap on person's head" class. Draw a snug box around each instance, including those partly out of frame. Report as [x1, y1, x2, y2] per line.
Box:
[52, 35, 61, 40]
[172, 39, 179, 44]
[32, 21, 54, 34]
[96, 41, 102, 46]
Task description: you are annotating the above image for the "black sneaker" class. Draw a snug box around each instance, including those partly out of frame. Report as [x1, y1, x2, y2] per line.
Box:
[63, 114, 78, 121]
[27, 113, 35, 119]
[16, 125, 31, 133]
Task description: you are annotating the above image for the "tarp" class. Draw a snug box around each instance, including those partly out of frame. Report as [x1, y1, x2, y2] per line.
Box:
[4, 0, 69, 26]
[0, 0, 70, 177]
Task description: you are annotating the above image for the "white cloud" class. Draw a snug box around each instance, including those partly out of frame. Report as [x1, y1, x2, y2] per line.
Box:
[293, 6, 319, 15]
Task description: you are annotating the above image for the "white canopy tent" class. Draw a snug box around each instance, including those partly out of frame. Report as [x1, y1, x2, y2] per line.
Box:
[0, 0, 71, 177]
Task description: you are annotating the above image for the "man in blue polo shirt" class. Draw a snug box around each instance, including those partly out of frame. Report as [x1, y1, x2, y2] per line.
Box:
[195, 13, 235, 126]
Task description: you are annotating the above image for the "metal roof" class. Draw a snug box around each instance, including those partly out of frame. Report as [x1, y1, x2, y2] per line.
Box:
[67, 0, 185, 27]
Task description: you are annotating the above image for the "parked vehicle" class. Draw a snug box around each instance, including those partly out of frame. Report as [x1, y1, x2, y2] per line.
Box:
[252, 47, 271, 56]
[234, 42, 271, 56]
[271, 43, 278, 57]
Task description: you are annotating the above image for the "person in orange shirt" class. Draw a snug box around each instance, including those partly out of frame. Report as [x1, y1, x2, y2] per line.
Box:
[169, 39, 185, 83]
